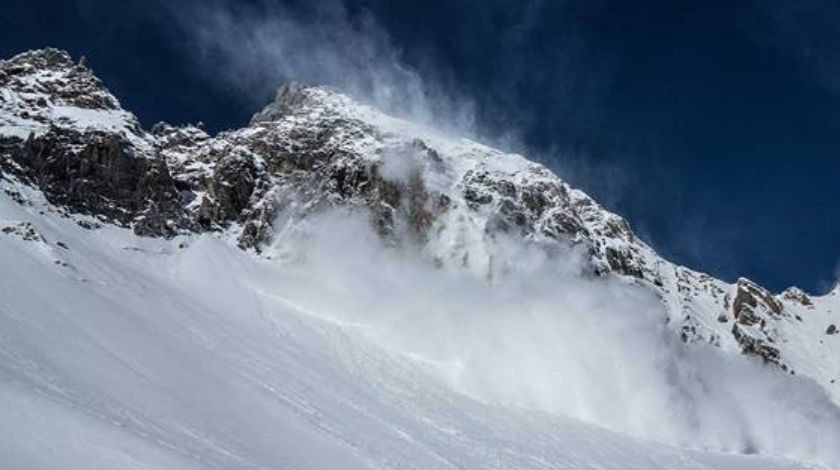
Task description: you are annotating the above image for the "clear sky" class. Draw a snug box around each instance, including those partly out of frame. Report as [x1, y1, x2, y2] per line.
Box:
[3, 0, 839, 293]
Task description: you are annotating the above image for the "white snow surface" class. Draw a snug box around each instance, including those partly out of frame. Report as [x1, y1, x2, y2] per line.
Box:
[0, 179, 838, 470]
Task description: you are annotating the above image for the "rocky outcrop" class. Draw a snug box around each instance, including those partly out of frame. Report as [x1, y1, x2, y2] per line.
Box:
[197, 154, 261, 227]
[6, 128, 188, 237]
[133, 155, 192, 236]
[783, 287, 813, 306]
[250, 82, 309, 125]
[729, 278, 787, 367]
[1, 220, 46, 243]
[1, 48, 187, 237]
[733, 278, 784, 324]
[0, 48, 120, 111]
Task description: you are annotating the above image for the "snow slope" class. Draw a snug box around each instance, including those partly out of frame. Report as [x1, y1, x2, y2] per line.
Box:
[0, 173, 828, 470]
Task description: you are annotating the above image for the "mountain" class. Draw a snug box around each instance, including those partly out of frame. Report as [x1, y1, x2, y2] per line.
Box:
[2, 48, 840, 469]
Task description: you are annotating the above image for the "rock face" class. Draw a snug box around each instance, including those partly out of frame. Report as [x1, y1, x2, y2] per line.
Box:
[0, 48, 187, 237]
[6, 129, 188, 237]
[197, 154, 260, 226]
[2, 48, 840, 401]
[730, 278, 786, 367]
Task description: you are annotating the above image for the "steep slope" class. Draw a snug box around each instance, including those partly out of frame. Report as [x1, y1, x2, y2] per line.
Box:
[0, 179, 821, 470]
[2, 48, 840, 468]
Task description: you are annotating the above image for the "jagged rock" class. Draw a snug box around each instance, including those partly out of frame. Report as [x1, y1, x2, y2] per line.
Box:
[729, 279, 787, 366]
[5, 129, 187, 237]
[733, 278, 784, 322]
[198, 153, 260, 227]
[133, 156, 193, 237]
[250, 82, 309, 125]
[732, 323, 781, 365]
[1, 221, 45, 242]
[828, 324, 837, 335]
[0, 48, 119, 111]
[238, 199, 276, 251]
[604, 246, 645, 279]
[783, 287, 813, 306]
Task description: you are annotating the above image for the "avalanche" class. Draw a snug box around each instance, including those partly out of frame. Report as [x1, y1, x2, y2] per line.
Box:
[0, 179, 827, 470]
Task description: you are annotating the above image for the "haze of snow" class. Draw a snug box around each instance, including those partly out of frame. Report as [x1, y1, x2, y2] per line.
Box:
[172, 0, 489, 143]
[0, 180, 833, 469]
[265, 207, 840, 466]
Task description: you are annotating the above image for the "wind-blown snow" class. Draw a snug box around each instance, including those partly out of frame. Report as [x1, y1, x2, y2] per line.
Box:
[0, 179, 837, 470]
[250, 83, 840, 408]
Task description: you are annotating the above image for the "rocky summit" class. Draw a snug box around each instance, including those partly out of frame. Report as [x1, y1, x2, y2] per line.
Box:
[2, 48, 840, 403]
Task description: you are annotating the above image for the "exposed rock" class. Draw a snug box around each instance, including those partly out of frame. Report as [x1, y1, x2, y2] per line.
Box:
[250, 82, 309, 125]
[783, 287, 813, 306]
[730, 279, 787, 366]
[237, 195, 277, 251]
[198, 153, 260, 227]
[604, 246, 645, 279]
[1, 221, 45, 243]
[732, 323, 781, 365]
[5, 129, 187, 237]
[133, 155, 192, 237]
[733, 278, 784, 323]
[0, 48, 119, 110]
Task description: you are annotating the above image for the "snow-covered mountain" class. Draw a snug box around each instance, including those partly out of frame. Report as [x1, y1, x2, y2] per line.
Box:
[2, 48, 840, 469]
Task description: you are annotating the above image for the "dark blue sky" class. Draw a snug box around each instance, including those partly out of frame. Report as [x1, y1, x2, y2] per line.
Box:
[3, 0, 839, 292]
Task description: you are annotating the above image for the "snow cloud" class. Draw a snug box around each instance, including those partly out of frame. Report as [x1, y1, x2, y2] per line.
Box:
[168, 0, 476, 136]
[263, 206, 840, 467]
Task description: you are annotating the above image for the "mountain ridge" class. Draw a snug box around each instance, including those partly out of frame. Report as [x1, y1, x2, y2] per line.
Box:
[2, 47, 839, 402]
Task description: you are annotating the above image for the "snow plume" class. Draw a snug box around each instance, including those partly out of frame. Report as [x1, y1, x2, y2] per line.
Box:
[264, 207, 840, 466]
[170, 0, 476, 136]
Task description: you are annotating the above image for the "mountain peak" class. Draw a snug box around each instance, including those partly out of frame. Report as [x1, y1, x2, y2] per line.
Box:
[0, 47, 116, 111]
[250, 81, 310, 124]
[0, 48, 145, 148]
[4, 47, 75, 70]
